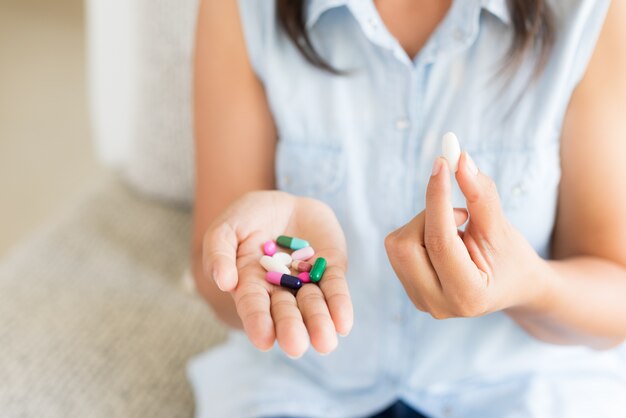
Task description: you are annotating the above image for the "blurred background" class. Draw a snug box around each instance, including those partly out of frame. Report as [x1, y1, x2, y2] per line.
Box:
[0, 0, 101, 257]
[0, 2, 224, 415]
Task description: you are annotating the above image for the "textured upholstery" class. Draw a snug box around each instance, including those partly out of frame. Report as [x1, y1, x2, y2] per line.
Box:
[0, 175, 226, 418]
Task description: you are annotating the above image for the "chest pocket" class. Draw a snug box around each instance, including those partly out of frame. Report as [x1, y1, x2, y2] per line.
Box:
[455, 135, 561, 254]
[464, 148, 533, 211]
[458, 131, 561, 213]
[275, 139, 347, 219]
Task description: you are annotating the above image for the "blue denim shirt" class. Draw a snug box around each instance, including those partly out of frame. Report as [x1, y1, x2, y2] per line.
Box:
[189, 1, 626, 417]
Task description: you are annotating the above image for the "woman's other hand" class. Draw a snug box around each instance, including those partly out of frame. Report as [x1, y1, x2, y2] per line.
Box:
[385, 153, 547, 319]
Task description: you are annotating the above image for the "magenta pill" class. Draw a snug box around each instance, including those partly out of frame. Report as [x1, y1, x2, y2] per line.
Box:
[292, 246, 314, 261]
[263, 240, 277, 256]
[297, 272, 311, 283]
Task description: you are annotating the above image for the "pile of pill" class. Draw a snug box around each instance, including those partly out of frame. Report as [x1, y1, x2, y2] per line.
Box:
[259, 235, 327, 291]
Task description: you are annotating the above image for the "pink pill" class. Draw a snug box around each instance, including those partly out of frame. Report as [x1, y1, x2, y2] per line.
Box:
[291, 260, 312, 272]
[263, 240, 277, 256]
[297, 272, 311, 283]
[292, 246, 314, 261]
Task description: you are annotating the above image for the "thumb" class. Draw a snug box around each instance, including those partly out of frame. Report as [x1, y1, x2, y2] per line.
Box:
[203, 221, 239, 292]
[455, 152, 504, 233]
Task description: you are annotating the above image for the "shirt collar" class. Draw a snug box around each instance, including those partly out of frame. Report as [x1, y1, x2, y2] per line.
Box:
[305, 0, 512, 30]
[305, 0, 347, 30]
[482, 0, 511, 25]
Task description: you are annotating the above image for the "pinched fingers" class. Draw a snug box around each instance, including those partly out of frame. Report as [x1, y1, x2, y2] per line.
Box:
[425, 157, 480, 291]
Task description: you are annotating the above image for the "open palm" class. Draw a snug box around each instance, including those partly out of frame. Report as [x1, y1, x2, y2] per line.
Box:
[203, 191, 353, 357]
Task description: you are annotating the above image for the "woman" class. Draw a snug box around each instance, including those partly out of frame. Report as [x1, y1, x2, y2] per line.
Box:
[189, 0, 626, 416]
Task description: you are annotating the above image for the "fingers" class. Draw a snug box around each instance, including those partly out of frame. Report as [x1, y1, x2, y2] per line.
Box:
[425, 157, 461, 241]
[318, 264, 353, 337]
[315, 249, 353, 337]
[425, 157, 479, 289]
[233, 268, 275, 351]
[384, 213, 447, 311]
[296, 284, 338, 354]
[455, 152, 504, 233]
[453, 207, 469, 227]
[270, 289, 310, 358]
[203, 222, 239, 291]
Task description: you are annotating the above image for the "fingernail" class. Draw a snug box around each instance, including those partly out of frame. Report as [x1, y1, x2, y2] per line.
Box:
[465, 152, 478, 176]
[212, 267, 225, 291]
[431, 157, 442, 176]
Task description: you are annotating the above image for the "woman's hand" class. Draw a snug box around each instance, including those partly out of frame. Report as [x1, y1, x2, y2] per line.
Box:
[385, 153, 548, 319]
[202, 191, 353, 357]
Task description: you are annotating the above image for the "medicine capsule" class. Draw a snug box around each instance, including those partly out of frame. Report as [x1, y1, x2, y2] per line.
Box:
[309, 257, 327, 283]
[260, 256, 290, 275]
[263, 240, 277, 256]
[291, 260, 312, 272]
[273, 252, 292, 266]
[266, 272, 303, 290]
[276, 235, 309, 251]
[297, 272, 311, 283]
[292, 246, 315, 261]
[442, 132, 461, 173]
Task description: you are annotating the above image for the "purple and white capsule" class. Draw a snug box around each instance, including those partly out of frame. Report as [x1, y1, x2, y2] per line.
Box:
[266, 272, 303, 290]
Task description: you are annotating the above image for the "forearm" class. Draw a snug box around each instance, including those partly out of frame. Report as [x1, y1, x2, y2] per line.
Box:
[506, 256, 626, 349]
[192, 250, 243, 329]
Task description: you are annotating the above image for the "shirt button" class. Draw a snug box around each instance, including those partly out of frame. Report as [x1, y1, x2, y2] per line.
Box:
[442, 405, 454, 417]
[511, 183, 526, 196]
[282, 176, 291, 187]
[395, 117, 410, 131]
[367, 17, 378, 30]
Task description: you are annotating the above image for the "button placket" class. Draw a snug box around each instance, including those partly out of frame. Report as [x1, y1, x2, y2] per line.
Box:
[395, 117, 410, 131]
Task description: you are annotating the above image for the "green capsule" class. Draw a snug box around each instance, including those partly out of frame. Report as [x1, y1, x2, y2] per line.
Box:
[276, 235, 309, 251]
[309, 257, 327, 283]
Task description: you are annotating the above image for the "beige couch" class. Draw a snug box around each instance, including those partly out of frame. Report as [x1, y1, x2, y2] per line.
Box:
[0, 1, 227, 416]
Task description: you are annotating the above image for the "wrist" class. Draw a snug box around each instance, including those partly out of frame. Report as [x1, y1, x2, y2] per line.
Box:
[509, 256, 561, 317]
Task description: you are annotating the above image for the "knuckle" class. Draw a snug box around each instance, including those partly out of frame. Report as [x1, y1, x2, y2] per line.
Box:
[450, 295, 488, 318]
[426, 181, 444, 201]
[384, 230, 400, 252]
[305, 312, 331, 326]
[484, 176, 499, 196]
[207, 222, 230, 245]
[482, 178, 502, 206]
[388, 240, 417, 265]
[430, 309, 452, 321]
[424, 232, 451, 254]
[297, 288, 323, 305]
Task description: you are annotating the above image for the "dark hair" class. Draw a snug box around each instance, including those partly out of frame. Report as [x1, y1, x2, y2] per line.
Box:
[276, 0, 555, 75]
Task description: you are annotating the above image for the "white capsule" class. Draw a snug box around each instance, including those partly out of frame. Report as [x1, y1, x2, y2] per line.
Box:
[442, 132, 461, 173]
[260, 256, 290, 274]
[272, 252, 292, 266]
